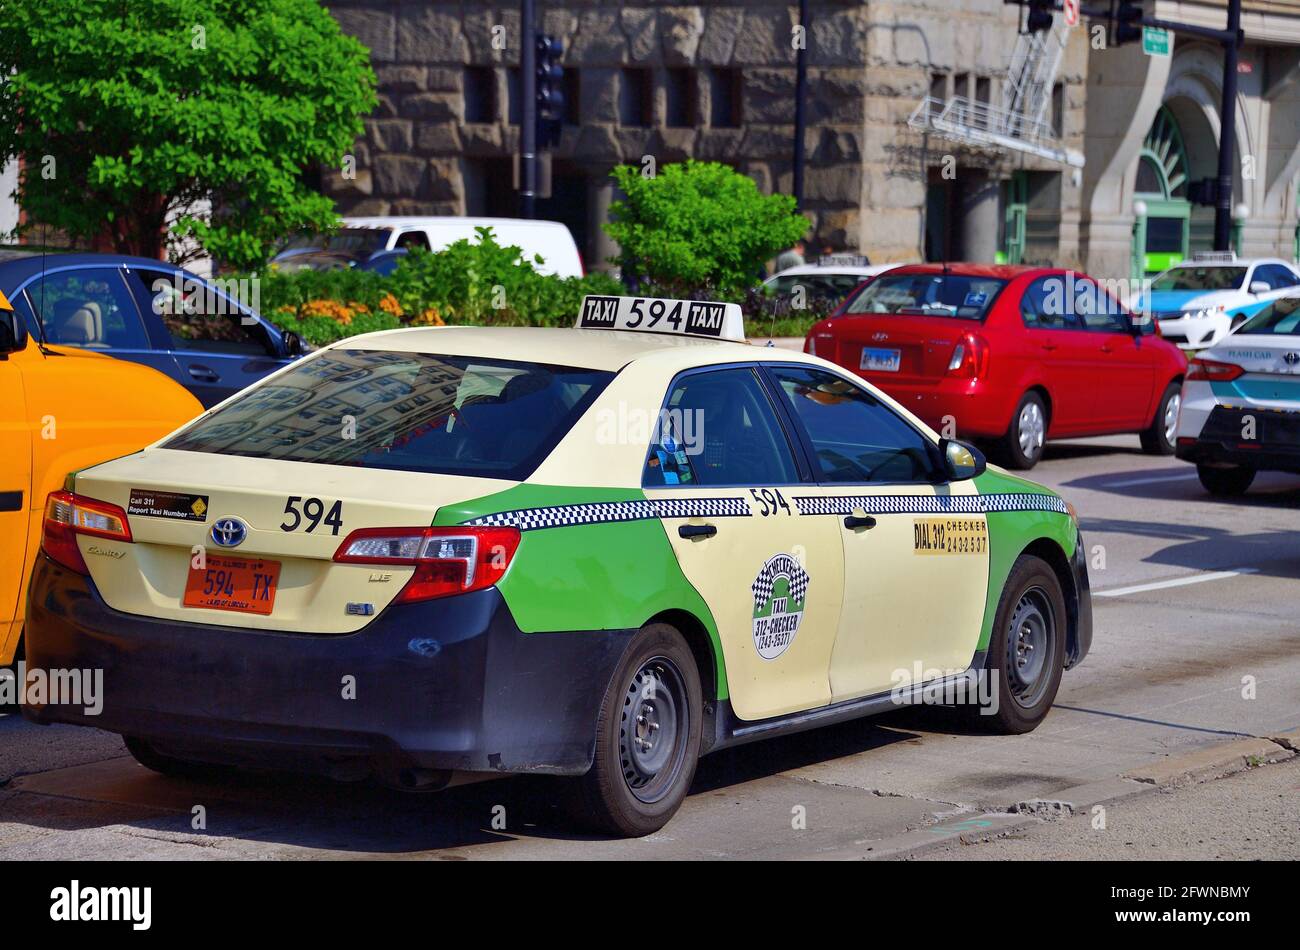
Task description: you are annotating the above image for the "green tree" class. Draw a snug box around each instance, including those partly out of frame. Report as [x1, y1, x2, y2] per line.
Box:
[604, 160, 810, 300]
[0, 0, 376, 269]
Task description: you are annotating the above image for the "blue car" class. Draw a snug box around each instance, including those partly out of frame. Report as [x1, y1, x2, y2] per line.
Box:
[0, 251, 304, 407]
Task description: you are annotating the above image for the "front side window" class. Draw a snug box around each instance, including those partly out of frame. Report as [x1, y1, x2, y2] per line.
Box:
[643, 368, 799, 487]
[128, 268, 273, 356]
[22, 269, 150, 350]
[1254, 264, 1299, 291]
[844, 273, 1005, 320]
[165, 349, 613, 480]
[766, 365, 936, 484]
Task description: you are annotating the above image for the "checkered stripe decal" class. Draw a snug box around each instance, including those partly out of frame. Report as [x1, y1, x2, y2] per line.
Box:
[463, 497, 751, 532]
[752, 553, 810, 611]
[791, 492, 1068, 517]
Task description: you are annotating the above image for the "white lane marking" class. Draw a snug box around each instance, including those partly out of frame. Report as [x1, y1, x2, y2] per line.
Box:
[1095, 567, 1260, 598]
[1108, 472, 1198, 488]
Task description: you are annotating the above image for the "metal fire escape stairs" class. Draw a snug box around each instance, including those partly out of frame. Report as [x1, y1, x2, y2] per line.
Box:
[908, 15, 1085, 168]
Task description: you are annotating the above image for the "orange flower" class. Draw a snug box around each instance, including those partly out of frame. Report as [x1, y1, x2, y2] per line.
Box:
[379, 292, 403, 317]
[412, 307, 444, 327]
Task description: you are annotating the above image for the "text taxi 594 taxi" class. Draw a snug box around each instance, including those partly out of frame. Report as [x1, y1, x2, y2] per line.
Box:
[23, 295, 1091, 836]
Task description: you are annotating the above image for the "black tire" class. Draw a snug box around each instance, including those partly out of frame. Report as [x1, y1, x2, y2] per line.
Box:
[999, 391, 1048, 470]
[1139, 382, 1181, 455]
[124, 736, 228, 780]
[572, 623, 702, 837]
[1197, 463, 1255, 496]
[968, 554, 1067, 734]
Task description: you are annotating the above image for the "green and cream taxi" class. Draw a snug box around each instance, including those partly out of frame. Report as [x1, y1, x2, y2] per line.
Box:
[23, 295, 1091, 836]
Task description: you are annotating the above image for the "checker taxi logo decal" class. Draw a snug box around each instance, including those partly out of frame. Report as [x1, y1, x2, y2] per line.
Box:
[464, 497, 751, 531]
[792, 492, 1068, 517]
[751, 554, 810, 660]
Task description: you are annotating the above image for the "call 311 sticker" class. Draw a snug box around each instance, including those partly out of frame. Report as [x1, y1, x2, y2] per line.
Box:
[751, 553, 811, 660]
[913, 517, 988, 555]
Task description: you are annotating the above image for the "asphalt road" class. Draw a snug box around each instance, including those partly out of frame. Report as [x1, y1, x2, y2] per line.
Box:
[2, 434, 1298, 860]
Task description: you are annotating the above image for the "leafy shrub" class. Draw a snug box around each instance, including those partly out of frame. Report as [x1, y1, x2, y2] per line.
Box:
[605, 161, 809, 300]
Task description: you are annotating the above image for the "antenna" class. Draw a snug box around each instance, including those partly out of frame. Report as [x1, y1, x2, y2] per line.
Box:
[32, 223, 53, 355]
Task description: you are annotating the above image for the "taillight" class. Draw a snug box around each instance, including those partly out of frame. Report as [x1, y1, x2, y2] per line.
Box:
[42, 490, 134, 575]
[1186, 358, 1244, 381]
[333, 526, 521, 603]
[946, 332, 989, 378]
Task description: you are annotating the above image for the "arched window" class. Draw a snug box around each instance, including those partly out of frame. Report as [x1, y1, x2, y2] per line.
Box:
[1137, 106, 1189, 199]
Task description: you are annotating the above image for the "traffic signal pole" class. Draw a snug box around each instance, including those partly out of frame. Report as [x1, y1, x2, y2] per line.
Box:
[520, 0, 537, 219]
[1009, 0, 1245, 251]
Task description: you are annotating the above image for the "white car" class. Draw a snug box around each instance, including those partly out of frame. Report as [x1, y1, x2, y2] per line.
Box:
[273, 216, 584, 278]
[1175, 291, 1300, 495]
[764, 257, 901, 307]
[1130, 254, 1300, 351]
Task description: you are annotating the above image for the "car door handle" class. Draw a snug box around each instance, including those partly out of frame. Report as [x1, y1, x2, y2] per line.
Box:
[1040, 342, 1058, 352]
[843, 514, 877, 530]
[187, 364, 220, 382]
[678, 524, 717, 540]
[1100, 343, 1114, 353]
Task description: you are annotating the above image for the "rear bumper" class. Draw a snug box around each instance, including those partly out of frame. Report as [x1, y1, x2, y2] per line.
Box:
[21, 555, 634, 780]
[857, 375, 1011, 438]
[1174, 405, 1300, 474]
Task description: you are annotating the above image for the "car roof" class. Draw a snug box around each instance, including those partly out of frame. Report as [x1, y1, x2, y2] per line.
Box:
[879, 263, 1051, 280]
[768, 264, 895, 278]
[0, 250, 195, 291]
[334, 325, 809, 373]
[341, 216, 571, 231]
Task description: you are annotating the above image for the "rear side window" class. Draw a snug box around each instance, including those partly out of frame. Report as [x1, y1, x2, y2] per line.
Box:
[766, 366, 937, 484]
[644, 368, 799, 487]
[22, 269, 150, 350]
[165, 349, 613, 480]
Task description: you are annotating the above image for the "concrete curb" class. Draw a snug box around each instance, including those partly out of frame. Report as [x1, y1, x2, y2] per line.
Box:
[1122, 736, 1295, 787]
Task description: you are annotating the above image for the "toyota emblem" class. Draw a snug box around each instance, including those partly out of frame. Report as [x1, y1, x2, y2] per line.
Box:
[210, 517, 248, 548]
[1284, 352, 1300, 366]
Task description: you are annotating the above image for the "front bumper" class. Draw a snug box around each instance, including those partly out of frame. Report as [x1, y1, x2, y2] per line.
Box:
[1155, 313, 1228, 350]
[21, 556, 635, 780]
[1175, 405, 1300, 474]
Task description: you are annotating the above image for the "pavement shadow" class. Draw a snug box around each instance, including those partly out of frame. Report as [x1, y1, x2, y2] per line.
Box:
[1078, 517, 1300, 581]
[1063, 466, 1300, 504]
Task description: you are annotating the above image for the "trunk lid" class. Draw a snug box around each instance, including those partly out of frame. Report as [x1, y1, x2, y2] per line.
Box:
[830, 315, 965, 383]
[69, 448, 511, 632]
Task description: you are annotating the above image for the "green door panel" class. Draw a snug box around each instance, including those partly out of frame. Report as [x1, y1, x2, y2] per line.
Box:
[433, 483, 729, 699]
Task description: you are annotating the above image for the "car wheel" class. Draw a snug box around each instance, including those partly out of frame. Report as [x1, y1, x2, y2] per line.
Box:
[124, 736, 228, 780]
[1196, 463, 1255, 497]
[572, 623, 702, 837]
[968, 554, 1066, 734]
[1139, 382, 1181, 455]
[1000, 392, 1048, 470]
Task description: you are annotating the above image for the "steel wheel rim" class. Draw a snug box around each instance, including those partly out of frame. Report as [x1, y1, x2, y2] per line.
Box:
[1018, 402, 1045, 459]
[1163, 392, 1181, 444]
[619, 656, 689, 805]
[1005, 586, 1055, 709]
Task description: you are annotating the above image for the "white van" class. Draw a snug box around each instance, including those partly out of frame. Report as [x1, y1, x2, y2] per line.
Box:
[273, 217, 584, 278]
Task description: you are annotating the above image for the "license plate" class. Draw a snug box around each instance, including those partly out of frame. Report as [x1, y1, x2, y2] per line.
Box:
[860, 347, 901, 372]
[183, 555, 281, 615]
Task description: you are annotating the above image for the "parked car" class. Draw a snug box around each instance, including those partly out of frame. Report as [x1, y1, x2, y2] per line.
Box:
[0, 287, 202, 673]
[805, 264, 1188, 469]
[1175, 291, 1300, 495]
[272, 216, 585, 278]
[764, 255, 900, 307]
[0, 252, 305, 408]
[1129, 253, 1300, 350]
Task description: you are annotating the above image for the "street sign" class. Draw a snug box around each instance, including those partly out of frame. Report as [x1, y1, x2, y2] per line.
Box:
[1142, 27, 1171, 57]
[1064, 0, 1080, 27]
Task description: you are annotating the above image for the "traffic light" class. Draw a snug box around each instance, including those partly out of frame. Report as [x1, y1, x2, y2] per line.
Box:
[1026, 0, 1054, 33]
[536, 35, 564, 149]
[1187, 179, 1219, 207]
[1114, 1, 1144, 45]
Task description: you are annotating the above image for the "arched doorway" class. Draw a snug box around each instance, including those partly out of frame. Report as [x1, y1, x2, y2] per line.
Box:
[1133, 106, 1193, 277]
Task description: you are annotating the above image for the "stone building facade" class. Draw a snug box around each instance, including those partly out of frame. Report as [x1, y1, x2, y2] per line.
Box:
[322, 1, 1300, 281]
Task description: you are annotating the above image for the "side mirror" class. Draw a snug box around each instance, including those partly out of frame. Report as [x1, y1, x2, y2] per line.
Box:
[1249, 280, 1270, 295]
[1127, 310, 1150, 335]
[282, 330, 304, 357]
[0, 307, 27, 358]
[939, 438, 986, 481]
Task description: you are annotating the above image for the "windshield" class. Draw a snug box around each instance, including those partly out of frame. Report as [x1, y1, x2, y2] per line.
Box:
[1235, 295, 1300, 335]
[164, 349, 613, 480]
[1150, 266, 1246, 292]
[843, 273, 1005, 320]
[277, 228, 392, 258]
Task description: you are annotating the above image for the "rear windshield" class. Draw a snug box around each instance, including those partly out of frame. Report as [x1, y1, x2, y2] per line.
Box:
[1150, 266, 1245, 292]
[1236, 295, 1300, 335]
[842, 273, 1005, 320]
[768, 273, 866, 300]
[164, 349, 613, 480]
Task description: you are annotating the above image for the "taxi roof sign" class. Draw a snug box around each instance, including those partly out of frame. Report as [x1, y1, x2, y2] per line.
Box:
[578, 295, 745, 342]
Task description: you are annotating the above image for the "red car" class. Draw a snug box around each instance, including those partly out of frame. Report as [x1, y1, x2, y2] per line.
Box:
[804, 264, 1188, 469]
